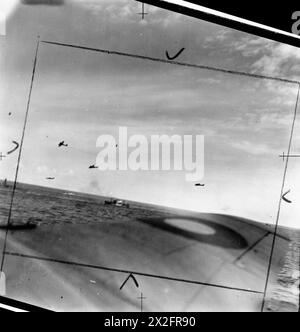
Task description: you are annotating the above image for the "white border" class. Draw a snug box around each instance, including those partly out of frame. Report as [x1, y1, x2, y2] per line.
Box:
[157, 0, 300, 41]
[0, 303, 27, 312]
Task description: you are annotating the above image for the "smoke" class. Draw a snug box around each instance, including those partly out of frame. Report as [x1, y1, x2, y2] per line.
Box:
[89, 179, 100, 190]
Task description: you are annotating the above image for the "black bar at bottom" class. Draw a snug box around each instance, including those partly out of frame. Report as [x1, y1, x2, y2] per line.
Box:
[0, 296, 53, 312]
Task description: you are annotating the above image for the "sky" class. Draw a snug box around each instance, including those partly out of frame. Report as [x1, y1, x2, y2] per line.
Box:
[1, 0, 300, 228]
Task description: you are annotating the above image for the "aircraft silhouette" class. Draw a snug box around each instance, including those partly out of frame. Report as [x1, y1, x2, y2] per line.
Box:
[89, 165, 99, 169]
[58, 141, 68, 148]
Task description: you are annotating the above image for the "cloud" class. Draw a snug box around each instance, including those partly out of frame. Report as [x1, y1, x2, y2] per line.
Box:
[257, 112, 294, 129]
[72, 0, 135, 21]
[231, 140, 275, 156]
[37, 165, 57, 174]
[231, 37, 273, 57]
[204, 29, 231, 45]
[251, 44, 300, 77]
[72, 0, 182, 26]
[196, 77, 221, 85]
[261, 80, 299, 107]
[37, 165, 48, 173]
[208, 32, 300, 80]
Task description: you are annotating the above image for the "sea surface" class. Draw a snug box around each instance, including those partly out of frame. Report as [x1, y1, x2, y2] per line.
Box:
[0, 182, 169, 227]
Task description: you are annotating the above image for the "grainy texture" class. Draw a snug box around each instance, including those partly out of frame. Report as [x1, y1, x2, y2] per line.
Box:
[0, 183, 299, 312]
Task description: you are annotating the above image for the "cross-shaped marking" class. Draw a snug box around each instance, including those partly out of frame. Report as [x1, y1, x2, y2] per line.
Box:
[279, 152, 300, 162]
[0, 152, 6, 161]
[138, 3, 148, 20]
[138, 292, 146, 312]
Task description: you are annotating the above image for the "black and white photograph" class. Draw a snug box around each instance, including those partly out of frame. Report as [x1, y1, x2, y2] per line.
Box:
[0, 0, 300, 314]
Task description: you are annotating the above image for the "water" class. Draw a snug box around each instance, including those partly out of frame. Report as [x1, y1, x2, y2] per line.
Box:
[0, 182, 166, 228]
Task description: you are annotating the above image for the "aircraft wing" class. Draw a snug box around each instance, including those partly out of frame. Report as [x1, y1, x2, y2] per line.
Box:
[1, 193, 299, 312]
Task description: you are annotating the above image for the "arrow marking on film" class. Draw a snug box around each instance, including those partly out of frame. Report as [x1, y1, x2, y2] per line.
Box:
[120, 273, 139, 290]
[166, 48, 185, 60]
[282, 190, 292, 204]
[7, 141, 20, 155]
